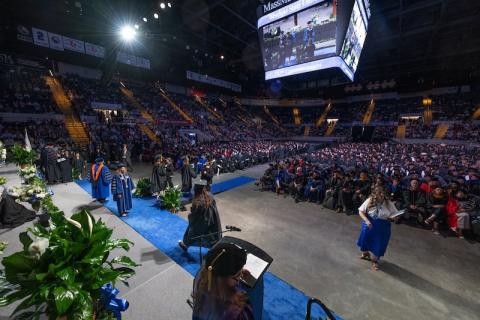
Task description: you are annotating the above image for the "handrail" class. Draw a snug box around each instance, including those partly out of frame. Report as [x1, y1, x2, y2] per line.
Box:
[305, 297, 336, 320]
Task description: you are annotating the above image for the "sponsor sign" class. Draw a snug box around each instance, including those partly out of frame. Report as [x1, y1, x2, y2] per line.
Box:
[48, 32, 64, 51]
[32, 27, 49, 47]
[85, 42, 105, 58]
[62, 36, 85, 53]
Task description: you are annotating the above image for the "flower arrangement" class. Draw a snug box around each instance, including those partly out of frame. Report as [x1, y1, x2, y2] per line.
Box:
[0, 241, 7, 255]
[0, 176, 6, 185]
[0, 204, 138, 319]
[133, 178, 152, 198]
[7, 144, 37, 166]
[8, 184, 49, 205]
[19, 164, 38, 183]
[0, 141, 6, 164]
[162, 185, 182, 213]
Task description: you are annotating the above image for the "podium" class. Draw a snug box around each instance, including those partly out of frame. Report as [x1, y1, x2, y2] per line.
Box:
[216, 236, 273, 320]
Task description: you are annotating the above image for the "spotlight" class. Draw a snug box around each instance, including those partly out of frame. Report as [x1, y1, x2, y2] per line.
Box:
[154, 13, 159, 19]
[134, 24, 139, 29]
[160, 2, 166, 9]
[143, 17, 147, 22]
[220, 55, 224, 60]
[167, 2, 172, 7]
[120, 25, 136, 42]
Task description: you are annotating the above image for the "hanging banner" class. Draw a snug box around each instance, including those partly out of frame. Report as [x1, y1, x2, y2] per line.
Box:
[116, 51, 150, 69]
[186, 71, 242, 93]
[17, 25, 33, 43]
[48, 32, 64, 51]
[62, 36, 85, 53]
[85, 42, 105, 58]
[32, 27, 49, 47]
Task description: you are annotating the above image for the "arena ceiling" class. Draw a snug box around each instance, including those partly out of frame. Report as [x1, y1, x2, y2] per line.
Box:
[2, 0, 480, 93]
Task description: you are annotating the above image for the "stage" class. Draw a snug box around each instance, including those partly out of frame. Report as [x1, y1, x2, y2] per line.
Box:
[1, 163, 479, 320]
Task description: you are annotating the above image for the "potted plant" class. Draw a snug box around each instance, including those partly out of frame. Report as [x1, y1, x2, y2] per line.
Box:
[133, 178, 152, 198]
[8, 144, 37, 167]
[19, 164, 38, 184]
[0, 202, 138, 319]
[0, 176, 6, 185]
[162, 185, 182, 213]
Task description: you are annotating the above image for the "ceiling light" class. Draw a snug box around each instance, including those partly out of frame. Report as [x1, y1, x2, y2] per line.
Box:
[167, 2, 172, 7]
[120, 25, 136, 42]
[154, 13, 159, 19]
[160, 2, 166, 9]
[220, 55, 224, 60]
[143, 17, 147, 22]
[134, 24, 139, 29]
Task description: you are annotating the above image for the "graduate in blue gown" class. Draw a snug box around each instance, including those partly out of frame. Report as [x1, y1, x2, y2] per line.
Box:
[111, 163, 135, 217]
[90, 158, 112, 202]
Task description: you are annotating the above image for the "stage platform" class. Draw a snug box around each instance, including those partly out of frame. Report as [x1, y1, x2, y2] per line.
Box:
[1, 163, 480, 320]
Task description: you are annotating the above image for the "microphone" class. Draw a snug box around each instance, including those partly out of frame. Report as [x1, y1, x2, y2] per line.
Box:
[226, 225, 242, 232]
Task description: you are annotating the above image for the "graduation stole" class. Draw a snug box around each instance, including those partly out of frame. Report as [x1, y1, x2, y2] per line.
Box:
[91, 163, 104, 183]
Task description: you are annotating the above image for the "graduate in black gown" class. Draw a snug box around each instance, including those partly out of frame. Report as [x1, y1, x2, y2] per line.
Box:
[151, 155, 167, 196]
[181, 156, 197, 195]
[58, 150, 73, 183]
[42, 143, 61, 184]
[179, 184, 222, 251]
[165, 157, 174, 188]
[201, 158, 216, 186]
[0, 189, 36, 229]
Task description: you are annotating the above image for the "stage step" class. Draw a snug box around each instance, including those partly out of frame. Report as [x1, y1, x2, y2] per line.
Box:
[396, 124, 406, 139]
[434, 123, 449, 139]
[44, 76, 90, 146]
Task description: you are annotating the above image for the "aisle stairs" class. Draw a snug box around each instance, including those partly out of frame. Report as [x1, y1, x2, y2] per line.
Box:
[263, 106, 287, 133]
[44, 76, 90, 146]
[195, 96, 224, 121]
[362, 99, 375, 125]
[293, 108, 302, 126]
[325, 120, 337, 137]
[158, 92, 194, 123]
[472, 106, 480, 119]
[304, 126, 310, 136]
[396, 124, 406, 139]
[315, 103, 332, 127]
[433, 123, 449, 139]
[120, 87, 154, 122]
[138, 123, 161, 142]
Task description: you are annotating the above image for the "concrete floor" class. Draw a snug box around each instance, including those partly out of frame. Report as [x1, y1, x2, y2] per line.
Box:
[1, 162, 479, 320]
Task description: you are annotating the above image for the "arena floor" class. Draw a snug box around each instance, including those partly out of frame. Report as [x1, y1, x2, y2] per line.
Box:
[1, 163, 479, 320]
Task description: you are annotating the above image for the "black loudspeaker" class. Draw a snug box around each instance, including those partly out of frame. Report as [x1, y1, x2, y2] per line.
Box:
[351, 126, 375, 142]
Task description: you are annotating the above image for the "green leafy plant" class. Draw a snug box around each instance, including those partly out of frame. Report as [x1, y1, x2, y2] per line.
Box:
[7, 144, 37, 166]
[0, 203, 139, 319]
[162, 186, 182, 212]
[133, 178, 152, 198]
[72, 167, 81, 180]
[0, 241, 7, 255]
[0, 176, 6, 185]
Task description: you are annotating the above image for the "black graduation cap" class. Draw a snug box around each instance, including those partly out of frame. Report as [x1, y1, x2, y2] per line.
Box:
[117, 163, 126, 169]
[205, 242, 247, 278]
[194, 183, 207, 194]
[95, 157, 104, 164]
[154, 154, 162, 162]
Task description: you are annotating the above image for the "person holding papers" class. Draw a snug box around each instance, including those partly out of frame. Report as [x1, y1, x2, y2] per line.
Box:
[357, 186, 402, 271]
[192, 242, 254, 320]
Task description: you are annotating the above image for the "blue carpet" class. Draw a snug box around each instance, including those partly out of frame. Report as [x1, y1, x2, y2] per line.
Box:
[210, 176, 257, 194]
[76, 178, 341, 320]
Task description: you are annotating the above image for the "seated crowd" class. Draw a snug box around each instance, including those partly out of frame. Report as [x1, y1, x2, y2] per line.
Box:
[258, 143, 480, 239]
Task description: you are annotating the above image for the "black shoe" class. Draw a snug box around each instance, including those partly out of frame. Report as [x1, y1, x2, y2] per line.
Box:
[178, 241, 188, 251]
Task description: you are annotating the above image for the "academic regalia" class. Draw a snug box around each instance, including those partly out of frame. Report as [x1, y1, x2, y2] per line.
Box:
[181, 162, 197, 193]
[166, 162, 174, 188]
[43, 146, 61, 184]
[201, 162, 215, 186]
[0, 189, 36, 229]
[151, 164, 167, 194]
[111, 172, 135, 215]
[182, 189, 222, 247]
[58, 156, 73, 183]
[90, 161, 112, 200]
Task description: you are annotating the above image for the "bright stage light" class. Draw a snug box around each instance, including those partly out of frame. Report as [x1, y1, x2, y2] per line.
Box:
[154, 13, 159, 19]
[160, 2, 166, 9]
[143, 17, 147, 22]
[120, 25, 136, 42]
[167, 2, 172, 7]
[134, 24, 139, 29]
[220, 55, 224, 60]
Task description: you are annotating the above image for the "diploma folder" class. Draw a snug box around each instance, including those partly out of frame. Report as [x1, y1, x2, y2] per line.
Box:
[216, 236, 273, 288]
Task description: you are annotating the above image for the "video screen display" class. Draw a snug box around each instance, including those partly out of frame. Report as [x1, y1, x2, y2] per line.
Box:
[260, 0, 337, 73]
[340, 0, 368, 73]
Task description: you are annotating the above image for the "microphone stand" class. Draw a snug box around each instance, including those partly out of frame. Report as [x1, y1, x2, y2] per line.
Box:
[190, 229, 240, 265]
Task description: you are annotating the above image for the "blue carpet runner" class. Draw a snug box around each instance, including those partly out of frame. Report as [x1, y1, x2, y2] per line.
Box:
[76, 178, 341, 320]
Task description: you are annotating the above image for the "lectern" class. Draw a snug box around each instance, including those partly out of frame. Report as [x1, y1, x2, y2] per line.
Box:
[216, 236, 273, 320]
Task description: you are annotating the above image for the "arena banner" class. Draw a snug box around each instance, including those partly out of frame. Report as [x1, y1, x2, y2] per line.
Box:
[186, 71, 242, 93]
[85, 42, 105, 58]
[91, 102, 123, 110]
[16, 25, 33, 43]
[48, 32, 64, 51]
[116, 51, 150, 69]
[62, 36, 85, 53]
[32, 27, 49, 47]
[0, 53, 15, 65]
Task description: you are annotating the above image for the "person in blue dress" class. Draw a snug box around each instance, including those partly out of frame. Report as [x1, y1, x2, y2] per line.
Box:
[90, 157, 112, 202]
[111, 163, 135, 217]
[357, 186, 401, 271]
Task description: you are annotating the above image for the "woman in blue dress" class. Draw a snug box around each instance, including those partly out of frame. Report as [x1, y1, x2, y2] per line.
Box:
[357, 186, 400, 271]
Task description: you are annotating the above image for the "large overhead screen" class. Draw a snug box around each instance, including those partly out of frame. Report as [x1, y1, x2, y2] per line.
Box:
[258, 0, 371, 81]
[259, 0, 342, 80]
[340, 0, 370, 73]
